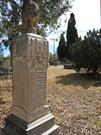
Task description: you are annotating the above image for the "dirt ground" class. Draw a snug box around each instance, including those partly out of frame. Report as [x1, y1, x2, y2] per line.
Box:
[0, 65, 101, 135]
[47, 66, 101, 135]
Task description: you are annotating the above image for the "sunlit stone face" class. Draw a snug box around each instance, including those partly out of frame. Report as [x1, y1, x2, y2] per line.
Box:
[12, 33, 48, 123]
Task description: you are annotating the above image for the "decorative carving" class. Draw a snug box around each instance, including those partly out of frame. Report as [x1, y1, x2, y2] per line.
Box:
[27, 1, 39, 33]
[13, 36, 31, 57]
[31, 43, 47, 71]
[22, 0, 39, 33]
[12, 43, 48, 121]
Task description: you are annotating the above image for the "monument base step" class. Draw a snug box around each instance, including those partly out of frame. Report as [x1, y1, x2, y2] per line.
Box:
[1, 113, 59, 135]
[41, 125, 59, 135]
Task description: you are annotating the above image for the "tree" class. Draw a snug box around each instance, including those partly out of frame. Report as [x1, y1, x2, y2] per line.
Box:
[66, 13, 78, 59]
[0, 0, 73, 47]
[57, 33, 66, 63]
[70, 29, 101, 76]
[0, 0, 73, 66]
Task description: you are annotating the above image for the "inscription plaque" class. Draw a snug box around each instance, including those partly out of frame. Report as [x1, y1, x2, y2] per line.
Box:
[32, 71, 46, 108]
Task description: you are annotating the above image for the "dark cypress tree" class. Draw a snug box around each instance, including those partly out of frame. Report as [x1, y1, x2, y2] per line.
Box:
[66, 13, 78, 60]
[57, 33, 66, 63]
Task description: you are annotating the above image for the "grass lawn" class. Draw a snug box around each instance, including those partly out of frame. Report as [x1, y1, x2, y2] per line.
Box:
[0, 65, 101, 134]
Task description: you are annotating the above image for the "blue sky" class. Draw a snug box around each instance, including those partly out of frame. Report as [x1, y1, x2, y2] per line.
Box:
[3, 0, 100, 56]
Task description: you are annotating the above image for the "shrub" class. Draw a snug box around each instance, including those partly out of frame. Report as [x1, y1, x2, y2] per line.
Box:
[70, 29, 101, 75]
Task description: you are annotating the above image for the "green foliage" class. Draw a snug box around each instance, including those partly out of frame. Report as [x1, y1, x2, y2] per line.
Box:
[66, 13, 78, 59]
[49, 53, 57, 65]
[39, 0, 72, 30]
[57, 33, 67, 62]
[0, 0, 73, 48]
[3, 55, 10, 62]
[70, 29, 101, 74]
[1, 0, 22, 47]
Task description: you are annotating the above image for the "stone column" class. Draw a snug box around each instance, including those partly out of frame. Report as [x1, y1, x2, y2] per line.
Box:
[2, 33, 59, 135]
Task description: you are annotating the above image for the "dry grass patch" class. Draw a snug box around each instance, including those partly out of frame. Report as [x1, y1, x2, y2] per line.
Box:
[0, 66, 101, 134]
[47, 65, 101, 135]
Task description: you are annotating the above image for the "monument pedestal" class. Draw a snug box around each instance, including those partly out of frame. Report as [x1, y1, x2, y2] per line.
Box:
[2, 33, 59, 135]
[2, 114, 59, 135]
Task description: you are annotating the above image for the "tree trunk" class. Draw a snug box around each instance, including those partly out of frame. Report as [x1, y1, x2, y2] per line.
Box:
[22, 0, 30, 33]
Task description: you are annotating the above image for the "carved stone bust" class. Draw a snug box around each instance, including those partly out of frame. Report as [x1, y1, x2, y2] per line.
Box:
[27, 1, 39, 33]
[22, 0, 39, 34]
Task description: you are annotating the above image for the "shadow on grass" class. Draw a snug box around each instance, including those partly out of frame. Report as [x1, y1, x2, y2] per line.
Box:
[56, 73, 101, 89]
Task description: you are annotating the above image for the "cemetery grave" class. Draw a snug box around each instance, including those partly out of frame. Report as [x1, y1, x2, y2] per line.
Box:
[0, 66, 101, 134]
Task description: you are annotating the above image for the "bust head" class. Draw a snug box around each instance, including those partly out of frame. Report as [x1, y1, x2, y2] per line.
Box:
[28, 1, 39, 17]
[28, 1, 39, 33]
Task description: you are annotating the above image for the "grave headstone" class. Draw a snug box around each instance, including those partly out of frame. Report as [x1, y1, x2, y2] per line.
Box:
[2, 1, 59, 135]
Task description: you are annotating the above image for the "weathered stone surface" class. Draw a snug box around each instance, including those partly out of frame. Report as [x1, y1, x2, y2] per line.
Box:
[22, 1, 39, 33]
[12, 33, 49, 123]
[2, 33, 59, 135]
[2, 114, 59, 135]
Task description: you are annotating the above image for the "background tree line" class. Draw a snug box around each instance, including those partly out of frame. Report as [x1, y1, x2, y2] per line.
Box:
[57, 13, 78, 63]
[57, 27, 101, 76]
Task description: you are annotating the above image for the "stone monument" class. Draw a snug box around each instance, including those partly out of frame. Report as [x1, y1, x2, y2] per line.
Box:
[2, 1, 59, 134]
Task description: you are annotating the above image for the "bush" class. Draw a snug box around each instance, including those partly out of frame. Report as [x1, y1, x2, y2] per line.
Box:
[70, 29, 101, 75]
